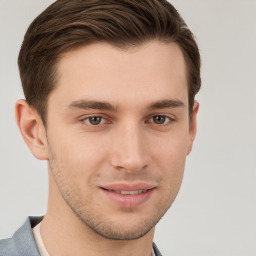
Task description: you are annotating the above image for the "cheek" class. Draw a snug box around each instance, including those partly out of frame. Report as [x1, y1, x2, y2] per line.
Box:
[48, 130, 110, 181]
[154, 144, 186, 204]
[150, 128, 189, 165]
[149, 129, 189, 186]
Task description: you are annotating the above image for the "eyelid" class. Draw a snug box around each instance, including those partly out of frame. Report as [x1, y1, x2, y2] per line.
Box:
[79, 114, 110, 126]
[78, 113, 175, 126]
[146, 114, 176, 125]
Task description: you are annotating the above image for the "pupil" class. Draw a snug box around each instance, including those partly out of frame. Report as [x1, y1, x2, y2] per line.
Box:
[153, 116, 165, 124]
[90, 117, 101, 125]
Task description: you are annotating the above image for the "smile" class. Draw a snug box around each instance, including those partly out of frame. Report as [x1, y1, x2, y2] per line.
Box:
[109, 189, 148, 195]
[100, 184, 155, 208]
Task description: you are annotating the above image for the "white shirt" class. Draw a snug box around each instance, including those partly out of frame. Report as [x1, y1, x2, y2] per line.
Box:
[32, 223, 50, 256]
[33, 223, 156, 256]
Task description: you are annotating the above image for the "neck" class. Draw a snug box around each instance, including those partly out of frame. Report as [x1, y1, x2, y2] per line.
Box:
[40, 173, 155, 256]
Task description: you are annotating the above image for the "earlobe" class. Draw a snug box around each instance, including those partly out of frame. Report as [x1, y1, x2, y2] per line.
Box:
[187, 101, 199, 155]
[15, 99, 48, 160]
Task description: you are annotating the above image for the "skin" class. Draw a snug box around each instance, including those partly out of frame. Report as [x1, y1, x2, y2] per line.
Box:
[16, 40, 198, 256]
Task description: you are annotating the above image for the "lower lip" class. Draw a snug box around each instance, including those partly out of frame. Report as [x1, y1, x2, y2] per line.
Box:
[101, 188, 154, 208]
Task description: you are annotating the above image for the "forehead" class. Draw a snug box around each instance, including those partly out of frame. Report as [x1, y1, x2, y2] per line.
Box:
[51, 40, 188, 110]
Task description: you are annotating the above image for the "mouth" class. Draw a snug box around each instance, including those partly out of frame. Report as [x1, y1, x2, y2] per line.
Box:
[102, 188, 149, 195]
[100, 184, 156, 208]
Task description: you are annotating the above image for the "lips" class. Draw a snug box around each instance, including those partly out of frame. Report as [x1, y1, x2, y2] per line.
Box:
[100, 183, 155, 208]
[108, 189, 148, 195]
[102, 183, 155, 191]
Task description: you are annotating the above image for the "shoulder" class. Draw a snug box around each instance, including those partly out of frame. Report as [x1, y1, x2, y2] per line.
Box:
[0, 216, 43, 256]
[0, 237, 18, 256]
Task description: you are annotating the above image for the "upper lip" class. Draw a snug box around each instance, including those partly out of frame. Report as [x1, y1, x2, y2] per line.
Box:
[101, 183, 156, 191]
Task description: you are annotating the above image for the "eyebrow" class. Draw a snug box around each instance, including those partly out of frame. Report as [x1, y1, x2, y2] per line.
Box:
[148, 99, 185, 109]
[68, 100, 117, 111]
[67, 98, 185, 112]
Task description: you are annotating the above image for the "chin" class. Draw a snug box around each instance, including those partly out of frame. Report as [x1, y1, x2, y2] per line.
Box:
[86, 220, 155, 240]
[74, 205, 166, 240]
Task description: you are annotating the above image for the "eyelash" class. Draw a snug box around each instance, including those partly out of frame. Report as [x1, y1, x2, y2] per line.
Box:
[80, 115, 175, 126]
[81, 116, 108, 126]
[147, 115, 174, 125]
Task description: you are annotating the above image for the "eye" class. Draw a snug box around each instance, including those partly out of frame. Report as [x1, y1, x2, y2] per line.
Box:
[149, 115, 172, 125]
[82, 116, 105, 125]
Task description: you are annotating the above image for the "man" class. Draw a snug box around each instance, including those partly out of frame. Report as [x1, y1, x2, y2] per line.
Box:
[0, 0, 201, 255]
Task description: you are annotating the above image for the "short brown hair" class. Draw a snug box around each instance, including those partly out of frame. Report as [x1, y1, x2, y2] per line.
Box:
[18, 0, 201, 125]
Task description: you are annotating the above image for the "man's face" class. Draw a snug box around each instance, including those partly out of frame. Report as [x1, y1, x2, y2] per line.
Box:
[45, 40, 197, 240]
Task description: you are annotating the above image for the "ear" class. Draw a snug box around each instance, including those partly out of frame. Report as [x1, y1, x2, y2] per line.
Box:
[187, 101, 199, 155]
[15, 99, 48, 160]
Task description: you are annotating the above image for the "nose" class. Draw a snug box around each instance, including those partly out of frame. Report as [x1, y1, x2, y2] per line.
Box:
[110, 123, 149, 173]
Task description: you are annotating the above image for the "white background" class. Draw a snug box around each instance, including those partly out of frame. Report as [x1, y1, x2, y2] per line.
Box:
[0, 0, 255, 255]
